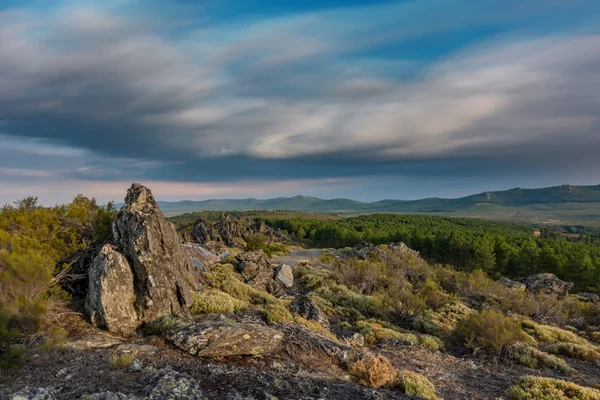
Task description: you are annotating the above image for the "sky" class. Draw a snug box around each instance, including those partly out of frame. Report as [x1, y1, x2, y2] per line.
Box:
[1, 0, 599, 204]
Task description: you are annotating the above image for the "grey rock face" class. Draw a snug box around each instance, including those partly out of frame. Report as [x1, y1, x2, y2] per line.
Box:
[11, 387, 56, 400]
[113, 183, 202, 323]
[518, 273, 574, 297]
[85, 244, 138, 336]
[498, 277, 526, 291]
[86, 183, 203, 335]
[165, 321, 283, 357]
[273, 264, 293, 289]
[190, 218, 212, 244]
[142, 367, 205, 400]
[289, 294, 329, 329]
[578, 292, 600, 302]
[236, 251, 274, 292]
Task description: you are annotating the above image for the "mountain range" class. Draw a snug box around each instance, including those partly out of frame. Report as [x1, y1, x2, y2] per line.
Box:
[149, 184, 600, 226]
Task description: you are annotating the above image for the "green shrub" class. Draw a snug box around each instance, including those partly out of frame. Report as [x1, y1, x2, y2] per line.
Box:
[109, 351, 137, 370]
[190, 290, 248, 315]
[505, 343, 574, 374]
[522, 320, 589, 346]
[265, 303, 293, 324]
[397, 370, 441, 400]
[453, 309, 528, 354]
[505, 375, 600, 400]
[0, 344, 27, 370]
[543, 342, 599, 362]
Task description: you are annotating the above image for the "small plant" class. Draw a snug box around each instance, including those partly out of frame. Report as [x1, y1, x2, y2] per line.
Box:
[264, 303, 293, 324]
[348, 353, 397, 388]
[543, 342, 599, 362]
[505, 343, 574, 374]
[505, 375, 600, 400]
[142, 316, 191, 336]
[397, 370, 441, 400]
[453, 309, 528, 354]
[522, 320, 589, 346]
[0, 344, 27, 370]
[109, 351, 137, 370]
[190, 289, 248, 315]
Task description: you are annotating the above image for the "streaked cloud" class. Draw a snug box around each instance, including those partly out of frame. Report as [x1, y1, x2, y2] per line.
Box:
[0, 0, 599, 203]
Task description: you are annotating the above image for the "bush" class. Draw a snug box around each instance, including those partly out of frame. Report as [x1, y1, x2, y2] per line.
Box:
[453, 309, 528, 354]
[245, 234, 267, 251]
[397, 370, 440, 400]
[505, 343, 574, 374]
[505, 375, 600, 400]
[348, 353, 396, 388]
[543, 342, 599, 362]
[190, 289, 248, 315]
[109, 351, 137, 370]
[265, 303, 293, 324]
[522, 320, 589, 346]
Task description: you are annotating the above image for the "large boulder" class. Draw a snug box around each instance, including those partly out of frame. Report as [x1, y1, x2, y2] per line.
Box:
[190, 218, 212, 244]
[499, 277, 526, 291]
[273, 263, 293, 289]
[112, 183, 202, 323]
[85, 244, 138, 336]
[165, 321, 283, 357]
[218, 214, 246, 247]
[518, 273, 574, 297]
[86, 183, 202, 334]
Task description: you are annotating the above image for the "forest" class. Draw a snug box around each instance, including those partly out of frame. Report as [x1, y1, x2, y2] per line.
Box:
[263, 214, 600, 292]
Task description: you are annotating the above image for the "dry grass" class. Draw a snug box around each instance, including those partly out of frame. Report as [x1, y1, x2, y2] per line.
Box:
[109, 351, 137, 370]
[348, 353, 397, 388]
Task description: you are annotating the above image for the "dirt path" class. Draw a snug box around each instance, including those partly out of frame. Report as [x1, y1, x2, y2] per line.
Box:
[269, 248, 323, 266]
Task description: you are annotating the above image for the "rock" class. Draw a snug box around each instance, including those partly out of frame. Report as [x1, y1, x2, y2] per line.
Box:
[499, 277, 526, 291]
[165, 321, 283, 357]
[577, 292, 600, 303]
[182, 243, 220, 271]
[80, 392, 139, 400]
[63, 333, 123, 351]
[289, 295, 329, 329]
[115, 343, 159, 357]
[111, 183, 202, 324]
[142, 367, 205, 400]
[518, 273, 574, 297]
[11, 387, 56, 400]
[218, 214, 246, 247]
[341, 332, 365, 348]
[236, 251, 274, 292]
[273, 263, 293, 288]
[129, 359, 143, 372]
[85, 244, 138, 336]
[190, 218, 212, 244]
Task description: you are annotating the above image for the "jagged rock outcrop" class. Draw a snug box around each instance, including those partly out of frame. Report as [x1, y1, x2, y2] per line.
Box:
[165, 321, 283, 357]
[289, 295, 329, 329]
[190, 218, 212, 244]
[236, 251, 275, 292]
[86, 183, 203, 334]
[273, 263, 293, 289]
[518, 273, 574, 297]
[578, 292, 600, 303]
[85, 244, 138, 336]
[499, 277, 526, 291]
[218, 214, 246, 247]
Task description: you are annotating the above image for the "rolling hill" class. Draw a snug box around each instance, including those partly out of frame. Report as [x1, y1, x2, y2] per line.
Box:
[152, 184, 600, 226]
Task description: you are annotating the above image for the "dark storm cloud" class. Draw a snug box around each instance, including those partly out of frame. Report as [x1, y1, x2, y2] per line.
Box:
[0, 1, 599, 197]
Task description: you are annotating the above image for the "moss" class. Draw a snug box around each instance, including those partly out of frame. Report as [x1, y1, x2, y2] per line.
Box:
[265, 303, 293, 324]
[348, 354, 397, 388]
[506, 343, 574, 374]
[505, 375, 600, 400]
[543, 342, 599, 362]
[356, 320, 443, 350]
[190, 289, 248, 315]
[398, 370, 441, 400]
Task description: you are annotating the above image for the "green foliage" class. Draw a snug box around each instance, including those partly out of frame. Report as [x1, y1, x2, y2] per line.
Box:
[109, 351, 137, 370]
[453, 309, 528, 354]
[0, 195, 116, 368]
[397, 370, 441, 400]
[264, 213, 600, 291]
[245, 233, 288, 257]
[505, 343, 574, 374]
[142, 316, 191, 336]
[190, 289, 248, 315]
[522, 320, 589, 346]
[543, 342, 599, 362]
[264, 303, 293, 324]
[505, 375, 600, 400]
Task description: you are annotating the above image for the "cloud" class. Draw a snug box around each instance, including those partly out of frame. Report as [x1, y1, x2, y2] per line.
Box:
[0, 0, 599, 203]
